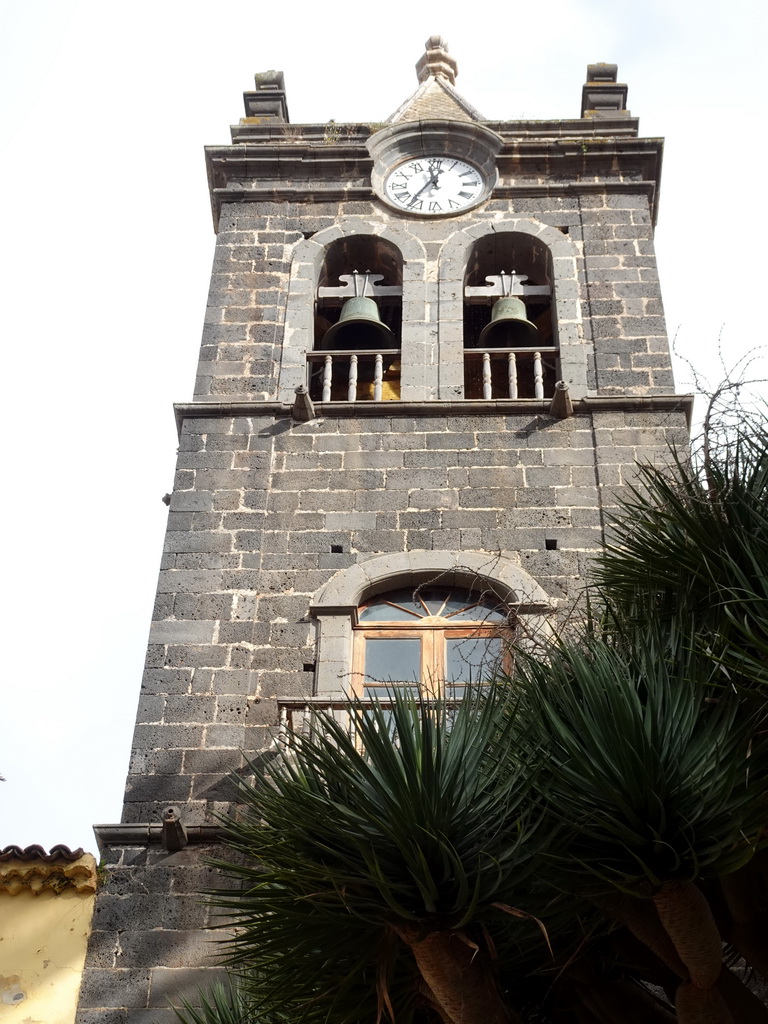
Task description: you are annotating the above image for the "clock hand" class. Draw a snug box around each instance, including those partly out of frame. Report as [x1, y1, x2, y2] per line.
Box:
[412, 175, 438, 200]
[428, 165, 444, 190]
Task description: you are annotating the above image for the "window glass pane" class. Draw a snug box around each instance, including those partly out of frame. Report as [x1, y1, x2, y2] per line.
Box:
[364, 637, 421, 684]
[359, 590, 424, 621]
[359, 587, 508, 623]
[417, 587, 453, 616]
[417, 587, 503, 619]
[443, 594, 507, 622]
[364, 683, 421, 700]
[446, 636, 503, 684]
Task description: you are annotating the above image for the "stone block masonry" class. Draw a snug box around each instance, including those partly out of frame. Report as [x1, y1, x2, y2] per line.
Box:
[195, 189, 673, 407]
[79, 401, 691, 1020]
[124, 403, 690, 829]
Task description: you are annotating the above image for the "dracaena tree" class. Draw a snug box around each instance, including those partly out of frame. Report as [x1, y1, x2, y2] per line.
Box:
[511, 627, 768, 1022]
[205, 689, 573, 1024]
[594, 408, 768, 699]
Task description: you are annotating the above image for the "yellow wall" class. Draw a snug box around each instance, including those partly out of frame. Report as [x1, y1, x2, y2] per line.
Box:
[0, 857, 95, 1024]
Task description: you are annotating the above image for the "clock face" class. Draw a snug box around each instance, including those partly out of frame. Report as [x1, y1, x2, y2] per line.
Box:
[383, 156, 486, 216]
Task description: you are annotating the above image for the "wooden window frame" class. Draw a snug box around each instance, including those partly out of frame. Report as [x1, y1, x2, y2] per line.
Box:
[352, 619, 510, 697]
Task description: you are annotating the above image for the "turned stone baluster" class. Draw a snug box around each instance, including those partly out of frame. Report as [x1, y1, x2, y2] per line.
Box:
[322, 354, 333, 402]
[534, 351, 544, 399]
[482, 352, 492, 400]
[278, 705, 289, 748]
[348, 354, 358, 403]
[508, 351, 518, 399]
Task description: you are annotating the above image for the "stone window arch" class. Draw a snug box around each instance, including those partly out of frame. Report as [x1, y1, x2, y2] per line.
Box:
[311, 235, 403, 402]
[437, 219, 588, 401]
[463, 232, 557, 400]
[277, 222, 428, 402]
[309, 551, 555, 697]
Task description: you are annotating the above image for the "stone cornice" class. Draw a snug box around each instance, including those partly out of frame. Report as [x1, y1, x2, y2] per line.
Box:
[206, 138, 660, 183]
[227, 117, 641, 145]
[174, 394, 694, 436]
[205, 135, 663, 227]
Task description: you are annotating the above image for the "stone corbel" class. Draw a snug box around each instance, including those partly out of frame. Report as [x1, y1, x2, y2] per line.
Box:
[161, 806, 188, 852]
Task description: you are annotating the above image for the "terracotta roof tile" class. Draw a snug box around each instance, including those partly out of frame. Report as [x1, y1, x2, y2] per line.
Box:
[0, 844, 85, 862]
[0, 846, 97, 895]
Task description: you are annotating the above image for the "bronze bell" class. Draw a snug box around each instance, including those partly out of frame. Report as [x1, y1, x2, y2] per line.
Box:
[477, 296, 539, 348]
[321, 296, 395, 350]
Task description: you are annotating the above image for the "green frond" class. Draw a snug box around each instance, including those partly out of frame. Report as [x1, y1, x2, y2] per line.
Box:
[169, 981, 259, 1024]
[594, 425, 768, 697]
[209, 687, 557, 1022]
[512, 629, 768, 895]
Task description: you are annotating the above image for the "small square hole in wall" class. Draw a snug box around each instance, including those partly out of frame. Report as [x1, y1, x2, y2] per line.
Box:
[556, 225, 569, 234]
[303, 663, 315, 673]
[545, 538, 558, 550]
[302, 230, 316, 239]
[331, 544, 344, 553]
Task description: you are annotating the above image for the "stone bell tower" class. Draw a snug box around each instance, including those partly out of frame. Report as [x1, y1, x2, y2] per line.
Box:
[77, 41, 690, 1019]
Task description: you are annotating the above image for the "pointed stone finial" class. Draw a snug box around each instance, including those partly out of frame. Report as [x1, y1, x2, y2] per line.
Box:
[415, 35, 458, 86]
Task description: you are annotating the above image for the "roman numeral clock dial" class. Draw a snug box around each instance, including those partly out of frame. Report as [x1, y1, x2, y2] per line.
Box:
[383, 157, 486, 216]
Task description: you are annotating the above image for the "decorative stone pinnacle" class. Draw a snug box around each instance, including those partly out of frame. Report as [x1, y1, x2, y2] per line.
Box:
[581, 62, 629, 118]
[242, 69, 290, 123]
[416, 35, 458, 85]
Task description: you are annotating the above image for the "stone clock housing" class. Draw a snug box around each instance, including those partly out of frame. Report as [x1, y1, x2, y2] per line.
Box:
[77, 40, 690, 1018]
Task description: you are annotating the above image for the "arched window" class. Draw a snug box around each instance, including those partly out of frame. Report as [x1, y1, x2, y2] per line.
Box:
[310, 235, 403, 402]
[353, 586, 511, 699]
[310, 551, 554, 698]
[463, 232, 558, 400]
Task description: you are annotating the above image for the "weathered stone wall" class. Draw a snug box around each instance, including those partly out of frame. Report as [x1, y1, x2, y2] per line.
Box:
[78, 401, 688, 1022]
[194, 192, 673, 405]
[77, 843, 229, 1024]
[123, 403, 689, 828]
[575, 194, 672, 394]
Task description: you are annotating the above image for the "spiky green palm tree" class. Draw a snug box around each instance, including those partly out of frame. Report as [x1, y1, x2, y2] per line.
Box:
[594, 421, 768, 698]
[170, 982, 258, 1024]
[511, 625, 768, 1020]
[207, 687, 572, 1024]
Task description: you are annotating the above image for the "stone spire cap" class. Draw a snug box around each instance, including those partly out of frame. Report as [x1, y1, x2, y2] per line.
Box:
[387, 37, 482, 124]
[416, 35, 458, 85]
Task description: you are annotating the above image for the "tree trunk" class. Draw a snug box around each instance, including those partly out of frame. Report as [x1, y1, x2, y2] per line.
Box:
[653, 881, 723, 989]
[675, 980, 733, 1024]
[598, 892, 688, 978]
[397, 926, 519, 1024]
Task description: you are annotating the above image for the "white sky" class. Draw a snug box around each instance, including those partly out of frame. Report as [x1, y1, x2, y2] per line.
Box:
[2, 0, 767, 853]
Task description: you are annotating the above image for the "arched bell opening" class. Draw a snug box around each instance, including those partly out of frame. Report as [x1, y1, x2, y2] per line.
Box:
[310, 236, 403, 402]
[462, 233, 558, 400]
